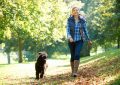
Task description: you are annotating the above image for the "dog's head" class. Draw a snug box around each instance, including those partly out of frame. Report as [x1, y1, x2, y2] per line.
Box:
[37, 51, 47, 62]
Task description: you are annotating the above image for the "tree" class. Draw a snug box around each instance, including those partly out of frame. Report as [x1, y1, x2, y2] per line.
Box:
[1, 0, 68, 63]
[81, 0, 120, 52]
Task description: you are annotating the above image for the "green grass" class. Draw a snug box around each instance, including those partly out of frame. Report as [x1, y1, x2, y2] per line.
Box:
[0, 49, 120, 84]
[109, 75, 120, 85]
[39, 48, 120, 85]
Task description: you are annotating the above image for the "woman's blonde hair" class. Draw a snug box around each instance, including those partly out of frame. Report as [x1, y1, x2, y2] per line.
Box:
[70, 6, 79, 16]
[72, 6, 79, 11]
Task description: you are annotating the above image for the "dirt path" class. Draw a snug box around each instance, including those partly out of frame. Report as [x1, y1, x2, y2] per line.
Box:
[0, 59, 71, 84]
[0, 57, 119, 85]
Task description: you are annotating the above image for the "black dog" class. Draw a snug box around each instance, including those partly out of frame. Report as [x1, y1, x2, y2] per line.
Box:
[35, 52, 48, 79]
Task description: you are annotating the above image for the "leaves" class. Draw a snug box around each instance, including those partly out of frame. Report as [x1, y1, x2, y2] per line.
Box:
[82, 0, 120, 50]
[0, 0, 70, 62]
[0, 49, 120, 84]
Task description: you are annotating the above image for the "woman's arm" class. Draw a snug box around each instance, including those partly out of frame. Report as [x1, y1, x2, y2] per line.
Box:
[82, 21, 92, 45]
[66, 19, 74, 42]
[67, 19, 71, 39]
[82, 21, 90, 41]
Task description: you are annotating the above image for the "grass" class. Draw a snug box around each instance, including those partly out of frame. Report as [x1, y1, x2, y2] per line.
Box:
[108, 75, 120, 85]
[0, 49, 120, 84]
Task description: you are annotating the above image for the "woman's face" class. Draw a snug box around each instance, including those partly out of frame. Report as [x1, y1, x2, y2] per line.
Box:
[72, 7, 79, 16]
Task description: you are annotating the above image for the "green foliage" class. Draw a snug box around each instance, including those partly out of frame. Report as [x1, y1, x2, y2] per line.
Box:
[110, 75, 120, 85]
[1, 0, 120, 63]
[81, 0, 120, 51]
[24, 51, 36, 61]
[0, 0, 69, 62]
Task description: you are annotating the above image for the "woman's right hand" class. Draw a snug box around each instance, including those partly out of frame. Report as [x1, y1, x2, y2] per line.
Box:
[69, 37, 74, 42]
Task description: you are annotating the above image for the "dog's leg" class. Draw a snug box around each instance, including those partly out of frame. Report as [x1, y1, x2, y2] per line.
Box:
[40, 68, 44, 78]
[36, 71, 39, 79]
[35, 63, 39, 80]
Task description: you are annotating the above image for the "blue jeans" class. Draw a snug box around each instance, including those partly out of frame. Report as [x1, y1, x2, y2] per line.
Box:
[68, 40, 83, 62]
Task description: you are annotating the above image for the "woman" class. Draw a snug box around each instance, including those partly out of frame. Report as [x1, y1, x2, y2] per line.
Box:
[66, 7, 92, 77]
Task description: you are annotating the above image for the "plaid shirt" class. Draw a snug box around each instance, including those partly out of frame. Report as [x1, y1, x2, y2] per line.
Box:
[67, 16, 89, 42]
[74, 22, 82, 42]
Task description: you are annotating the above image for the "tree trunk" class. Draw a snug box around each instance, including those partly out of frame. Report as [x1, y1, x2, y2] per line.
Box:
[7, 52, 10, 64]
[18, 37, 23, 63]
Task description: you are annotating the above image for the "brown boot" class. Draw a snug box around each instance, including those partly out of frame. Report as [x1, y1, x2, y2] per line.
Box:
[70, 61, 74, 76]
[73, 60, 79, 77]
